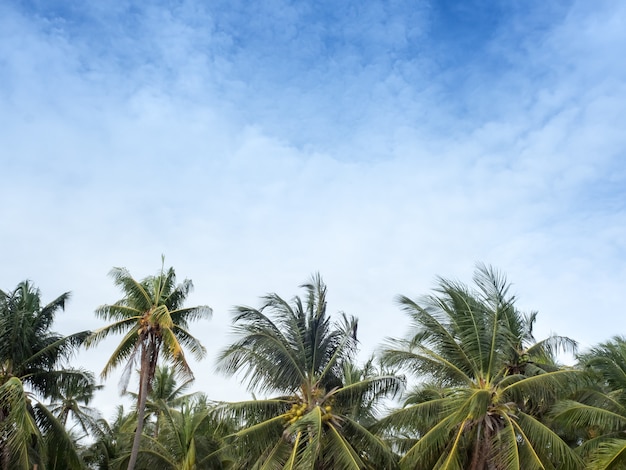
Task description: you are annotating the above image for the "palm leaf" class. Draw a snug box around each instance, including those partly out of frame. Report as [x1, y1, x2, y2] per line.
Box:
[0, 377, 41, 470]
[515, 411, 583, 469]
[323, 423, 364, 470]
[589, 438, 626, 470]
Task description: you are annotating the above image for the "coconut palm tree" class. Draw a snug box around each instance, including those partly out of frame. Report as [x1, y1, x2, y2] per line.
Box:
[0, 280, 90, 470]
[47, 370, 103, 470]
[48, 369, 103, 434]
[86, 259, 212, 470]
[379, 265, 582, 470]
[82, 405, 136, 470]
[126, 365, 199, 438]
[551, 336, 626, 469]
[127, 395, 234, 470]
[217, 274, 403, 469]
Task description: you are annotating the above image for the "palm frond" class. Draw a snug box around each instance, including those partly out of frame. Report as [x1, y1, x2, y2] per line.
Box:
[551, 399, 626, 434]
[171, 325, 207, 361]
[588, 438, 626, 470]
[515, 411, 583, 469]
[526, 334, 579, 363]
[397, 417, 452, 468]
[108, 266, 153, 311]
[94, 303, 143, 321]
[169, 304, 213, 326]
[382, 341, 473, 386]
[33, 400, 83, 470]
[96, 323, 142, 380]
[217, 398, 291, 427]
[339, 415, 398, 469]
[323, 423, 365, 470]
[502, 369, 585, 407]
[217, 306, 307, 394]
[0, 377, 41, 470]
[494, 413, 522, 470]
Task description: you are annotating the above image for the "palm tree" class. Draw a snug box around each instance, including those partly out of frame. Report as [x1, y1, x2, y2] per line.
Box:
[47, 370, 103, 470]
[48, 369, 103, 434]
[86, 258, 212, 470]
[379, 265, 582, 470]
[126, 365, 199, 438]
[0, 280, 90, 470]
[82, 405, 136, 470]
[128, 395, 234, 470]
[217, 274, 403, 469]
[551, 336, 626, 469]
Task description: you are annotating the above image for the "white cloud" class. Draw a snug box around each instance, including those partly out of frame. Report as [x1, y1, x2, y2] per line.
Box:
[1, 0, 625, 415]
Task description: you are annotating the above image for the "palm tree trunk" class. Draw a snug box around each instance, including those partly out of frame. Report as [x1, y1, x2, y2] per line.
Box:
[127, 345, 152, 470]
[470, 421, 488, 470]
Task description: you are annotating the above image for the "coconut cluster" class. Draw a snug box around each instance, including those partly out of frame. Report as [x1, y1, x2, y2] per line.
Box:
[284, 401, 334, 426]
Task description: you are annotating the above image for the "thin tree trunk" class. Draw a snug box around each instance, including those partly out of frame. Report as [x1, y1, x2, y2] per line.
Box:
[470, 421, 489, 470]
[127, 345, 151, 470]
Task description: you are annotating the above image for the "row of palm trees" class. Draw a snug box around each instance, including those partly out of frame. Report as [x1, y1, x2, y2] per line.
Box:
[2, 261, 626, 469]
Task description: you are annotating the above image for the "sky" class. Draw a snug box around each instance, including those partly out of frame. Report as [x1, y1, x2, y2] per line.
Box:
[1, 0, 625, 418]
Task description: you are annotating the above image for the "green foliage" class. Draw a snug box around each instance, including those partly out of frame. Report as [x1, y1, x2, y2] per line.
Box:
[217, 274, 403, 469]
[82, 405, 136, 470]
[133, 396, 234, 469]
[552, 336, 626, 469]
[379, 264, 582, 470]
[88, 262, 212, 384]
[86, 259, 212, 470]
[12, 265, 626, 469]
[0, 281, 90, 470]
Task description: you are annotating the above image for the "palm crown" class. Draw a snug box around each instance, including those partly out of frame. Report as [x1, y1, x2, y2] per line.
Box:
[0, 281, 90, 470]
[380, 264, 582, 470]
[552, 336, 626, 469]
[87, 259, 212, 470]
[218, 274, 403, 469]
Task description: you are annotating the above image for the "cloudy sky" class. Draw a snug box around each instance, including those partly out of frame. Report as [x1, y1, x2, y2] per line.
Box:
[1, 0, 625, 416]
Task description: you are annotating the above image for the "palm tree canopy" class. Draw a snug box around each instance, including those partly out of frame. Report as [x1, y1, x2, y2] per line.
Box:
[217, 274, 403, 469]
[129, 396, 233, 470]
[380, 265, 582, 470]
[384, 265, 577, 386]
[48, 368, 103, 437]
[87, 261, 212, 387]
[0, 280, 89, 470]
[551, 337, 626, 469]
[86, 259, 212, 470]
[0, 281, 89, 396]
[217, 273, 359, 396]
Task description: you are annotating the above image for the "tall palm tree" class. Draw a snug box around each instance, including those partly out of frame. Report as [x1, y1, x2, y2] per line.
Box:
[217, 274, 403, 469]
[551, 336, 626, 469]
[86, 259, 212, 470]
[0, 280, 90, 470]
[379, 265, 582, 470]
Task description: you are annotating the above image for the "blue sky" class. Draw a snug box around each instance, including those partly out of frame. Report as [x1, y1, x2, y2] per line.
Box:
[1, 0, 625, 415]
